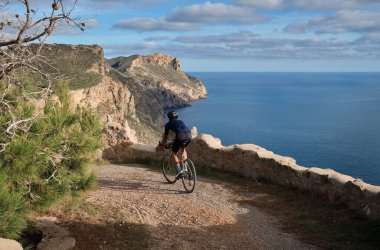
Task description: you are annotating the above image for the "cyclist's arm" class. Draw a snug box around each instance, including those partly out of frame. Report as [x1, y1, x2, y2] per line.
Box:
[162, 133, 168, 147]
[161, 123, 170, 149]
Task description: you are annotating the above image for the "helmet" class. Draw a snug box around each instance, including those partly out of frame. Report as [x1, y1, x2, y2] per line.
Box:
[167, 111, 178, 120]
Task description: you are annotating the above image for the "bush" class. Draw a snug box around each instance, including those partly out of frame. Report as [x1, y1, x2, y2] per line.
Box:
[0, 173, 28, 239]
[0, 81, 103, 238]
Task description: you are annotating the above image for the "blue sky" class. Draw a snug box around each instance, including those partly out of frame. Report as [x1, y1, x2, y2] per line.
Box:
[4, 0, 380, 72]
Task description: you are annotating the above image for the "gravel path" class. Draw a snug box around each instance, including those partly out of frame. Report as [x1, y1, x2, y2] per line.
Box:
[82, 164, 319, 250]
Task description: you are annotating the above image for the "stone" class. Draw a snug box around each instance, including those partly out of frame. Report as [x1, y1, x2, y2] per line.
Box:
[0, 238, 23, 250]
[191, 127, 198, 138]
[196, 134, 223, 149]
[36, 217, 75, 250]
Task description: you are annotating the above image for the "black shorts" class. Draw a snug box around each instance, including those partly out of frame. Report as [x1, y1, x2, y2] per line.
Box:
[172, 131, 192, 153]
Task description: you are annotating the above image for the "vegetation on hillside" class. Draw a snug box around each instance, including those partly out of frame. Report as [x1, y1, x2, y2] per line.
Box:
[107, 55, 199, 88]
[0, 82, 102, 239]
[107, 55, 139, 71]
[0, 0, 103, 241]
[26, 44, 104, 90]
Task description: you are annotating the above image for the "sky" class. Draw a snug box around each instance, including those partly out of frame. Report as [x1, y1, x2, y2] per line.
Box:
[3, 0, 380, 72]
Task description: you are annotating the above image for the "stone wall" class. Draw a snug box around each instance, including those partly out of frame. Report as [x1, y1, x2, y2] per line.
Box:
[103, 133, 380, 219]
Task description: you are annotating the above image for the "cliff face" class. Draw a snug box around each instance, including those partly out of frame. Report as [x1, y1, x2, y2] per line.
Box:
[108, 53, 208, 108]
[39, 45, 206, 146]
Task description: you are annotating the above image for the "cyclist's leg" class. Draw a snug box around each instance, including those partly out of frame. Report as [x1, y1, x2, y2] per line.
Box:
[180, 131, 192, 161]
[182, 147, 187, 160]
[172, 140, 181, 172]
[173, 153, 180, 164]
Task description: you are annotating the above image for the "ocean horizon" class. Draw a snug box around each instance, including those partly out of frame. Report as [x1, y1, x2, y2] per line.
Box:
[172, 72, 380, 185]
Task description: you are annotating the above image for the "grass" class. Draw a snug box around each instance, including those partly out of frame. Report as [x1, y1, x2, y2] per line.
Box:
[107, 55, 139, 71]
[23, 44, 103, 90]
[107, 55, 200, 89]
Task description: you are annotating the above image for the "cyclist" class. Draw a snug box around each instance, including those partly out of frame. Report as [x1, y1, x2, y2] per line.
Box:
[160, 111, 192, 178]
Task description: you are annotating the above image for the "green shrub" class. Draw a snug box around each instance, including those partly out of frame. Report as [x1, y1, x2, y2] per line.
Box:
[0, 81, 103, 238]
[0, 173, 28, 239]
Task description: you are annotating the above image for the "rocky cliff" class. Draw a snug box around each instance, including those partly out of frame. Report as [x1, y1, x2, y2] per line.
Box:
[108, 53, 207, 108]
[36, 44, 207, 146]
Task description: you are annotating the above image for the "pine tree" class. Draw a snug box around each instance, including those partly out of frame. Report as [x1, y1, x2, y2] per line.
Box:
[0, 81, 102, 238]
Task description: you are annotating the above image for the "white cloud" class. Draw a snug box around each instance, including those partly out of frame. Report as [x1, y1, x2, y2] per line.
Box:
[166, 1, 264, 24]
[233, 0, 284, 9]
[234, 0, 380, 10]
[103, 35, 380, 60]
[29, 0, 167, 9]
[174, 31, 257, 44]
[144, 36, 171, 42]
[112, 2, 265, 32]
[112, 18, 199, 31]
[285, 10, 380, 34]
[83, 18, 99, 29]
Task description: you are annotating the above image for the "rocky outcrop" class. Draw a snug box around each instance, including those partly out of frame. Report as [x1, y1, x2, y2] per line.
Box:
[104, 133, 380, 219]
[108, 53, 207, 108]
[70, 71, 138, 145]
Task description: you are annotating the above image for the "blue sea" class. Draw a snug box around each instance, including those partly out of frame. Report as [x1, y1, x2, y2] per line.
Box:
[174, 72, 380, 185]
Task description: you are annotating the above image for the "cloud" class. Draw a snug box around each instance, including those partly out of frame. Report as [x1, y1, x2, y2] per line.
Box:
[285, 10, 380, 34]
[103, 34, 380, 60]
[50, 18, 99, 35]
[233, 0, 380, 10]
[112, 18, 199, 31]
[166, 1, 264, 24]
[28, 0, 167, 9]
[233, 0, 284, 9]
[174, 31, 257, 44]
[83, 18, 99, 29]
[144, 36, 171, 42]
[85, 0, 168, 8]
[111, 2, 265, 32]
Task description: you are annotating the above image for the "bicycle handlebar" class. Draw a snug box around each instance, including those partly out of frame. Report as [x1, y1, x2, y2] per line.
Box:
[158, 140, 173, 149]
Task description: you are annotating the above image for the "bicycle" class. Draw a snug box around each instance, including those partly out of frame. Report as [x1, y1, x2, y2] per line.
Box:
[160, 141, 196, 193]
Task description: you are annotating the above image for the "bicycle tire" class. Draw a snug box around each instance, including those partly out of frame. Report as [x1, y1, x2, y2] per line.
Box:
[162, 154, 177, 184]
[181, 159, 196, 193]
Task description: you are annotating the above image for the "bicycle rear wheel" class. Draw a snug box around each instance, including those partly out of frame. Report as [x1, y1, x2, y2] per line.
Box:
[162, 154, 177, 184]
[181, 159, 196, 193]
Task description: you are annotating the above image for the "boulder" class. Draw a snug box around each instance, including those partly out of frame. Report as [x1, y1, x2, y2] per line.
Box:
[0, 238, 22, 250]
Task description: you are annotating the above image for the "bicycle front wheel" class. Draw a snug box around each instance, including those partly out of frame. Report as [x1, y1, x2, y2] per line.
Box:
[162, 154, 177, 184]
[182, 159, 196, 193]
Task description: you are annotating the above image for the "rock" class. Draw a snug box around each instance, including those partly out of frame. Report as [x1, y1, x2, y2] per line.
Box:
[36, 217, 75, 250]
[191, 127, 198, 138]
[196, 134, 223, 149]
[108, 53, 208, 109]
[0, 238, 22, 250]
[172, 58, 180, 71]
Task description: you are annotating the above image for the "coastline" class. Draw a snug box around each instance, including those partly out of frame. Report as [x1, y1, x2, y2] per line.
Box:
[176, 72, 380, 185]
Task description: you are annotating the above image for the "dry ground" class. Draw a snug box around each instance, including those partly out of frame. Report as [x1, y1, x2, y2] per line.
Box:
[43, 163, 379, 250]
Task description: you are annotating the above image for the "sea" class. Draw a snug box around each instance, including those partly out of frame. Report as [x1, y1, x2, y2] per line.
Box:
[171, 72, 380, 186]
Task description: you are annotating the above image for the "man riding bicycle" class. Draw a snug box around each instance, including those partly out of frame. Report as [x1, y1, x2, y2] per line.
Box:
[160, 111, 192, 179]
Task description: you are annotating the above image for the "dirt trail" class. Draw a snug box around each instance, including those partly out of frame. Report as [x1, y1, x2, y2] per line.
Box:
[71, 164, 318, 250]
